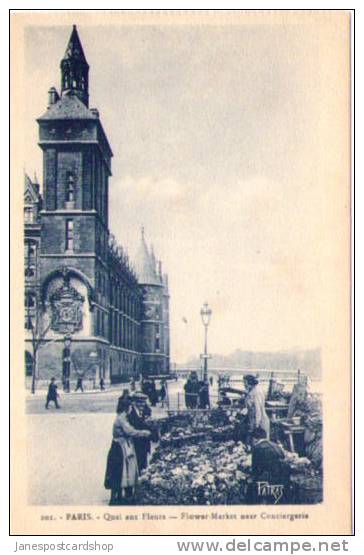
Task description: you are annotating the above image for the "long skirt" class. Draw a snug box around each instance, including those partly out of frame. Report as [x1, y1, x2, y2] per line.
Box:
[104, 439, 139, 491]
[104, 440, 123, 491]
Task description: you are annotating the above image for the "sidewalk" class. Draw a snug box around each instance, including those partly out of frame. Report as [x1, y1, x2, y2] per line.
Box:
[25, 383, 127, 398]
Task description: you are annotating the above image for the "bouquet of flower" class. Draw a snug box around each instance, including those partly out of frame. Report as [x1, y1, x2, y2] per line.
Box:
[158, 409, 238, 448]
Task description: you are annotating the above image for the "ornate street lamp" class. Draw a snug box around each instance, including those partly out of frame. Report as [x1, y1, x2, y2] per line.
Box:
[200, 302, 212, 385]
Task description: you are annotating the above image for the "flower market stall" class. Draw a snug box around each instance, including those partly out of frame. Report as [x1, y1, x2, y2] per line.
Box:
[136, 440, 251, 505]
[135, 398, 323, 505]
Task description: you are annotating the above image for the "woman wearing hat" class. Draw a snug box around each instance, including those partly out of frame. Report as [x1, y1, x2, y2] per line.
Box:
[243, 374, 270, 445]
[104, 397, 151, 505]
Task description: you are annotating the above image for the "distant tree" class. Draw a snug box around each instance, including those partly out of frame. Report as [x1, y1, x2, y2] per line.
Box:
[26, 302, 51, 394]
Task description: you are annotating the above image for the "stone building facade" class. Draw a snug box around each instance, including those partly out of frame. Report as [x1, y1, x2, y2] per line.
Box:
[24, 26, 170, 386]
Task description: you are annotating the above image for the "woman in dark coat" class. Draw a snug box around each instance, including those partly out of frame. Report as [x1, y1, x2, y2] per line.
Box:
[104, 398, 151, 505]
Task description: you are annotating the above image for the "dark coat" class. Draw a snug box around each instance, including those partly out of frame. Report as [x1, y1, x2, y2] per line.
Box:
[252, 439, 290, 484]
[104, 440, 123, 491]
[198, 381, 210, 409]
[184, 380, 199, 409]
[246, 439, 291, 504]
[127, 406, 151, 472]
[159, 385, 166, 401]
[47, 383, 58, 399]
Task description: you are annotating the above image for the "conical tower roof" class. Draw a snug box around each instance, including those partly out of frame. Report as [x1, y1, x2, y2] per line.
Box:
[134, 227, 161, 286]
[62, 25, 88, 66]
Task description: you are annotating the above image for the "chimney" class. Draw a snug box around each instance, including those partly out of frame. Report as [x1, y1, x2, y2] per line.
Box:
[48, 87, 59, 107]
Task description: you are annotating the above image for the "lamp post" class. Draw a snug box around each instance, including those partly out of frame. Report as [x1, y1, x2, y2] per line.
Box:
[200, 302, 212, 384]
[62, 335, 72, 392]
[89, 350, 99, 389]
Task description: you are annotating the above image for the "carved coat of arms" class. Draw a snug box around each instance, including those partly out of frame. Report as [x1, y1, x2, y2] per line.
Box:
[49, 270, 84, 334]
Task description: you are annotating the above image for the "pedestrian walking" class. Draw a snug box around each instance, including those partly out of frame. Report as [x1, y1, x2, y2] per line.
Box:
[45, 378, 60, 409]
[100, 377, 105, 390]
[75, 377, 84, 392]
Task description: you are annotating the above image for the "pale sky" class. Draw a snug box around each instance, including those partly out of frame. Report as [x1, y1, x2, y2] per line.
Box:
[23, 20, 348, 363]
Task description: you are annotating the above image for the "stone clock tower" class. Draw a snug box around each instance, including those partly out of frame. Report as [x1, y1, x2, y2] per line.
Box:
[36, 26, 113, 380]
[24, 26, 170, 384]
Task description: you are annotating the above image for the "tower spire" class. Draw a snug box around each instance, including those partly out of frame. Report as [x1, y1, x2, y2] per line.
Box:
[60, 25, 89, 106]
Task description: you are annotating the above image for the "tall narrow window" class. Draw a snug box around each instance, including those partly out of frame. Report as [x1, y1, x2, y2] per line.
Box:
[25, 292, 36, 329]
[155, 324, 161, 352]
[96, 309, 100, 336]
[66, 172, 75, 203]
[65, 219, 74, 251]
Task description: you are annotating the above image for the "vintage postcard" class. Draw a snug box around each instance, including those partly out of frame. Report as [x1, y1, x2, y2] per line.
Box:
[10, 10, 352, 535]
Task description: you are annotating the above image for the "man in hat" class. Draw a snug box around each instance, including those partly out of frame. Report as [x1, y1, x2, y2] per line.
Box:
[128, 392, 152, 472]
[45, 378, 60, 409]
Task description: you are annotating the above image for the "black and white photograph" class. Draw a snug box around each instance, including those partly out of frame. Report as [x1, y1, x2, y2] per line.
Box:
[10, 10, 351, 535]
